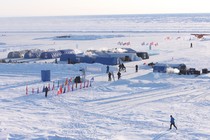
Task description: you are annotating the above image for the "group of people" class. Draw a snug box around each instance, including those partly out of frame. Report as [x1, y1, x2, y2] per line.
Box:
[107, 63, 140, 81]
[118, 63, 126, 72]
[108, 71, 121, 81]
[107, 63, 127, 81]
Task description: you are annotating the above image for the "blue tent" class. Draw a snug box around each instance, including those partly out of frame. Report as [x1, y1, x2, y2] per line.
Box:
[153, 64, 167, 73]
[80, 56, 95, 64]
[24, 51, 42, 59]
[60, 54, 77, 62]
[95, 57, 119, 65]
[40, 51, 62, 59]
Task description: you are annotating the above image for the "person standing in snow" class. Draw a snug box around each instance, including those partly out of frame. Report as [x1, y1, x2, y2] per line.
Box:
[118, 64, 122, 72]
[117, 71, 121, 80]
[121, 63, 126, 72]
[169, 115, 177, 130]
[45, 86, 48, 98]
[108, 72, 112, 81]
[111, 71, 115, 81]
[135, 65, 138, 72]
[106, 65, 109, 73]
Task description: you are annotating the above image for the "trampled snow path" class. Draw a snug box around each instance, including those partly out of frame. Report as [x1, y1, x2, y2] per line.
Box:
[85, 85, 209, 114]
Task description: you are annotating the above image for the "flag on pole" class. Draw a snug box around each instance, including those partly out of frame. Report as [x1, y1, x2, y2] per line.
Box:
[80, 82, 82, 89]
[52, 81, 55, 90]
[26, 85, 28, 95]
[57, 87, 60, 95]
[86, 80, 89, 88]
[67, 82, 70, 92]
[48, 83, 50, 91]
[37, 87, 39, 93]
[57, 80, 59, 88]
[90, 77, 94, 87]
[65, 78, 68, 85]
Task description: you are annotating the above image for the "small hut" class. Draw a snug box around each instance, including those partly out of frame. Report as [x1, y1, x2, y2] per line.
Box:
[136, 52, 149, 59]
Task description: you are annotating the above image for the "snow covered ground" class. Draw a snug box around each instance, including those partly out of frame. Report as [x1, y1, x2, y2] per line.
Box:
[0, 15, 210, 140]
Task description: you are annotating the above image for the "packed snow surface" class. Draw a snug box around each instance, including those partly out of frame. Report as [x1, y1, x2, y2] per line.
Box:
[0, 14, 210, 140]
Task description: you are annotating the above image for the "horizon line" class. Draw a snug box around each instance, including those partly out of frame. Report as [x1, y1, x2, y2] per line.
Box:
[0, 12, 210, 18]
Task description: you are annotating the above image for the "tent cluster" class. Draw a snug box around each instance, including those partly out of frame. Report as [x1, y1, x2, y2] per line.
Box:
[7, 48, 149, 65]
[60, 48, 148, 65]
[7, 49, 75, 59]
[152, 63, 209, 76]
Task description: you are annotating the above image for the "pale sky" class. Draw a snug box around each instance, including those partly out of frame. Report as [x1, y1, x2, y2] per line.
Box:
[0, 0, 210, 17]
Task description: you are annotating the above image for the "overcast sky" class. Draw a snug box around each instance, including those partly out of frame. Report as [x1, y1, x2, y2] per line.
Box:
[0, 0, 210, 17]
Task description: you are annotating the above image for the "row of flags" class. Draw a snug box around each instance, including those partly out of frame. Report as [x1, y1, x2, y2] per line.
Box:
[165, 36, 182, 40]
[117, 41, 131, 46]
[141, 42, 159, 46]
[26, 77, 94, 95]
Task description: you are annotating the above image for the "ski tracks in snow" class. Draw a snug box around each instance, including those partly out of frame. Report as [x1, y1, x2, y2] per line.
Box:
[85, 84, 209, 114]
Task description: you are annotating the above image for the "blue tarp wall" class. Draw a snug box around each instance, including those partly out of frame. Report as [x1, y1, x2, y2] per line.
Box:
[153, 64, 167, 73]
[80, 56, 95, 64]
[60, 54, 77, 62]
[95, 57, 119, 65]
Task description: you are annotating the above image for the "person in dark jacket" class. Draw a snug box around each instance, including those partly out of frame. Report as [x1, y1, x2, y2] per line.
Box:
[45, 86, 48, 98]
[121, 63, 126, 72]
[108, 72, 112, 81]
[135, 65, 138, 72]
[118, 64, 122, 72]
[117, 71, 121, 80]
[169, 115, 177, 130]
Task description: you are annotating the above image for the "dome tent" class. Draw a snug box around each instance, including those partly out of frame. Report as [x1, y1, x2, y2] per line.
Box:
[7, 50, 28, 58]
[40, 51, 62, 59]
[24, 50, 43, 59]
